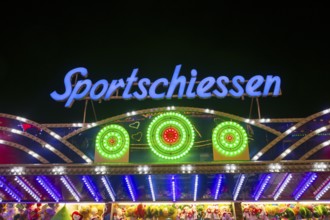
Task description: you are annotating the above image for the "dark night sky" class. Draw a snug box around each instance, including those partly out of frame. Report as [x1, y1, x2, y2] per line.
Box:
[0, 4, 329, 123]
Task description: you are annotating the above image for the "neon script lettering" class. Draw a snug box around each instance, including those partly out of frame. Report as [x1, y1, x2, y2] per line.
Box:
[50, 64, 281, 107]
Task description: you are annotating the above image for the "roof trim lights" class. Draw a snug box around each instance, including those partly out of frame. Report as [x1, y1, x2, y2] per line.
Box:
[293, 172, 317, 200]
[172, 176, 176, 202]
[101, 176, 116, 202]
[233, 174, 246, 201]
[273, 173, 292, 200]
[193, 175, 199, 201]
[15, 176, 41, 202]
[0, 177, 21, 202]
[148, 175, 156, 202]
[125, 175, 136, 202]
[82, 175, 101, 202]
[60, 176, 81, 202]
[253, 174, 271, 201]
[214, 174, 223, 200]
[36, 176, 61, 202]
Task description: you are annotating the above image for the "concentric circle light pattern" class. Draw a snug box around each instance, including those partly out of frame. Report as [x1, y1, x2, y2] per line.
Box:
[96, 124, 130, 159]
[147, 112, 195, 160]
[212, 121, 248, 156]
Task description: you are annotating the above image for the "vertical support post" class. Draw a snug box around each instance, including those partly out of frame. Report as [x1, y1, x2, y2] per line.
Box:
[83, 99, 88, 124]
[256, 97, 261, 119]
[233, 202, 242, 219]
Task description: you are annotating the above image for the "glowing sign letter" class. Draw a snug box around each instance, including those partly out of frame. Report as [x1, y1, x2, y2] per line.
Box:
[90, 79, 109, 100]
[229, 75, 245, 98]
[213, 76, 229, 98]
[263, 75, 281, 97]
[50, 67, 88, 103]
[133, 78, 151, 100]
[122, 68, 139, 100]
[246, 75, 264, 97]
[149, 78, 169, 99]
[166, 65, 185, 99]
[65, 79, 92, 107]
[196, 77, 215, 98]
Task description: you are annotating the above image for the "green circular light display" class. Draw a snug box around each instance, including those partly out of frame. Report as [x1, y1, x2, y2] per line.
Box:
[96, 124, 129, 159]
[212, 121, 248, 156]
[147, 112, 195, 160]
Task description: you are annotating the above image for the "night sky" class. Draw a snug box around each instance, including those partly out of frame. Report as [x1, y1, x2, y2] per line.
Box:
[1, 4, 329, 123]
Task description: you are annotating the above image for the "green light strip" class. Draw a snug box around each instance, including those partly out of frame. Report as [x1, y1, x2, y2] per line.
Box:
[212, 121, 248, 156]
[96, 124, 130, 159]
[147, 112, 195, 160]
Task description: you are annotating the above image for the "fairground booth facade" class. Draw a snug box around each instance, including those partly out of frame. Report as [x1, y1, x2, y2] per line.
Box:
[1, 66, 330, 219]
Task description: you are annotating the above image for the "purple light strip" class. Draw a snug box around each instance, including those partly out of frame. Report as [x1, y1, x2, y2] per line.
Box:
[233, 174, 246, 201]
[253, 174, 271, 201]
[82, 175, 101, 202]
[273, 173, 292, 200]
[172, 175, 176, 202]
[15, 176, 41, 202]
[60, 175, 81, 202]
[271, 173, 288, 197]
[214, 174, 223, 200]
[0, 177, 21, 202]
[316, 181, 330, 200]
[36, 176, 61, 202]
[294, 172, 317, 200]
[125, 175, 136, 202]
[20, 176, 42, 197]
[314, 176, 330, 196]
[101, 176, 116, 202]
[193, 175, 199, 201]
[148, 175, 156, 202]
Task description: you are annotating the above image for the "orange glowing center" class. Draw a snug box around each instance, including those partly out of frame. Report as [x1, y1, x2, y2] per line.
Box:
[225, 134, 234, 142]
[108, 137, 116, 146]
[163, 128, 179, 144]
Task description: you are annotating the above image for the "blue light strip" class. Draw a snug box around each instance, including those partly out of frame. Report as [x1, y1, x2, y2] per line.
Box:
[0, 177, 21, 202]
[172, 175, 176, 202]
[193, 175, 199, 201]
[294, 172, 317, 200]
[253, 174, 271, 201]
[273, 173, 292, 200]
[82, 175, 101, 202]
[15, 176, 41, 202]
[125, 175, 136, 202]
[214, 174, 223, 200]
[60, 175, 81, 202]
[36, 176, 61, 202]
[148, 175, 156, 201]
[233, 174, 245, 201]
[101, 176, 116, 202]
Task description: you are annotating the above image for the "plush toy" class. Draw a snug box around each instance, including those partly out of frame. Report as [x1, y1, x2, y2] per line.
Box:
[2, 203, 17, 220]
[79, 205, 91, 220]
[113, 207, 124, 220]
[222, 213, 234, 220]
[185, 207, 193, 220]
[204, 206, 213, 220]
[213, 207, 221, 220]
[192, 205, 198, 220]
[72, 211, 83, 220]
[90, 206, 100, 220]
[40, 204, 57, 220]
[0, 204, 6, 219]
[243, 206, 250, 220]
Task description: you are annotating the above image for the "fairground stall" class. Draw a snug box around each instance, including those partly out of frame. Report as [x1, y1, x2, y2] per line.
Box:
[1, 66, 330, 219]
[1, 106, 330, 219]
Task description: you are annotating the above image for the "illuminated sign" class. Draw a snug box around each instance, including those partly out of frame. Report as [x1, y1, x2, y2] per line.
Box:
[50, 64, 281, 107]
